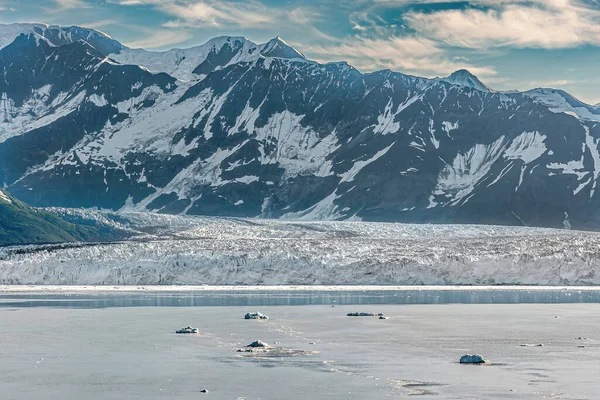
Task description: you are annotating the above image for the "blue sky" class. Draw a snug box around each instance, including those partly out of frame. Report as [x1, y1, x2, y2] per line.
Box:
[1, 0, 600, 103]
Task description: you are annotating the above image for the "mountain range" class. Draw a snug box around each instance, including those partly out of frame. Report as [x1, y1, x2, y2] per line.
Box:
[2, 23, 600, 230]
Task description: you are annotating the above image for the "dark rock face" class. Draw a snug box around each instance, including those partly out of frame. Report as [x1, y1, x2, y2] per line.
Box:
[193, 39, 246, 75]
[2, 24, 600, 230]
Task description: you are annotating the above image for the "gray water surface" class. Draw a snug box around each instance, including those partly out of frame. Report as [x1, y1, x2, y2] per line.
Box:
[0, 288, 599, 308]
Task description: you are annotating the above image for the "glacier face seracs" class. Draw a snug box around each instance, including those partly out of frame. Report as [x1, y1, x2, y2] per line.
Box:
[2, 24, 600, 229]
[2, 211, 600, 285]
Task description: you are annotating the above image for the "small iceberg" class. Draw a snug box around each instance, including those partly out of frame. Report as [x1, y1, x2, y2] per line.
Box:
[347, 312, 376, 317]
[247, 340, 270, 348]
[237, 340, 272, 353]
[245, 312, 269, 320]
[175, 326, 199, 334]
[235, 340, 319, 357]
[459, 354, 489, 364]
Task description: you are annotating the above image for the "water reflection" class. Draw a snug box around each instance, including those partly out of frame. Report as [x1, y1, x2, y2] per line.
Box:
[0, 289, 596, 309]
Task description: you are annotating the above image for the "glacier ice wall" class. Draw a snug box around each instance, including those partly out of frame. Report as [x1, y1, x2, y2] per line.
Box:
[1, 211, 599, 285]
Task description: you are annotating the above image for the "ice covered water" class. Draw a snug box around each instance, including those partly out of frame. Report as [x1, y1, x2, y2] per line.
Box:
[1, 292, 600, 399]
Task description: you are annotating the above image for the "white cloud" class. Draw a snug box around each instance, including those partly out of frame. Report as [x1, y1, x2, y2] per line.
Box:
[306, 36, 496, 78]
[113, 0, 335, 44]
[404, 0, 600, 49]
[52, 0, 90, 9]
[82, 19, 119, 29]
[112, 0, 276, 28]
[125, 29, 193, 49]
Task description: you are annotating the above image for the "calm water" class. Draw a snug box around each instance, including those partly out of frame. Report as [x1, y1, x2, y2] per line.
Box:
[0, 288, 599, 308]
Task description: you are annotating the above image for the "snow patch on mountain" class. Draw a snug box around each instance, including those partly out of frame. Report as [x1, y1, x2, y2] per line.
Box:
[88, 94, 108, 107]
[254, 111, 339, 178]
[548, 159, 588, 182]
[442, 121, 459, 135]
[0, 190, 12, 204]
[373, 99, 401, 135]
[432, 137, 506, 205]
[524, 89, 600, 122]
[340, 143, 394, 183]
[281, 190, 343, 220]
[504, 131, 547, 164]
[584, 126, 600, 198]
[87, 84, 197, 161]
[0, 89, 86, 143]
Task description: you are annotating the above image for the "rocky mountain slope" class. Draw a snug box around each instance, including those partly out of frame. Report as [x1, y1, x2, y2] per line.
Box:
[2, 23, 600, 229]
[0, 190, 123, 245]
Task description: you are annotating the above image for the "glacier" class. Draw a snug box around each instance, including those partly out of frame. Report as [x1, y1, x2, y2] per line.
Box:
[1, 210, 599, 286]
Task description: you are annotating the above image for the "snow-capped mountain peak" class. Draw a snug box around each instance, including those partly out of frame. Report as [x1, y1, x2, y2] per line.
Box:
[441, 69, 493, 92]
[110, 35, 307, 82]
[202, 35, 250, 51]
[0, 23, 49, 49]
[0, 23, 122, 54]
[523, 88, 600, 122]
[260, 37, 306, 60]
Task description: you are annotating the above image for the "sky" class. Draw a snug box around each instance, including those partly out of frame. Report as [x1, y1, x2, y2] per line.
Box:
[1, 0, 600, 103]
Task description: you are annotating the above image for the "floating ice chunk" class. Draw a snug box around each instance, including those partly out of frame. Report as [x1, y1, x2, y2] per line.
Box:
[347, 312, 376, 317]
[459, 354, 489, 364]
[247, 340, 270, 348]
[245, 312, 269, 320]
[175, 326, 199, 334]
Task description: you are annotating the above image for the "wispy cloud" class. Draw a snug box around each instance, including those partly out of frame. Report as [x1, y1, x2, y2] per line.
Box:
[52, 0, 90, 9]
[111, 0, 276, 28]
[306, 36, 496, 78]
[124, 28, 193, 49]
[0, 0, 14, 11]
[81, 19, 120, 29]
[403, 0, 600, 49]
[112, 0, 334, 46]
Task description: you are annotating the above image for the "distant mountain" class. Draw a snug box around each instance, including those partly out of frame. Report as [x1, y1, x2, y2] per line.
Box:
[2, 23, 600, 230]
[440, 69, 493, 92]
[0, 190, 122, 245]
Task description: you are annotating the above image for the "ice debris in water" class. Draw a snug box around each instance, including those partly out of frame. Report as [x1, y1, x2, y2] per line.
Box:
[460, 354, 489, 364]
[247, 340, 270, 348]
[347, 312, 389, 318]
[245, 312, 269, 320]
[175, 326, 199, 334]
[347, 312, 375, 317]
[237, 340, 272, 353]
